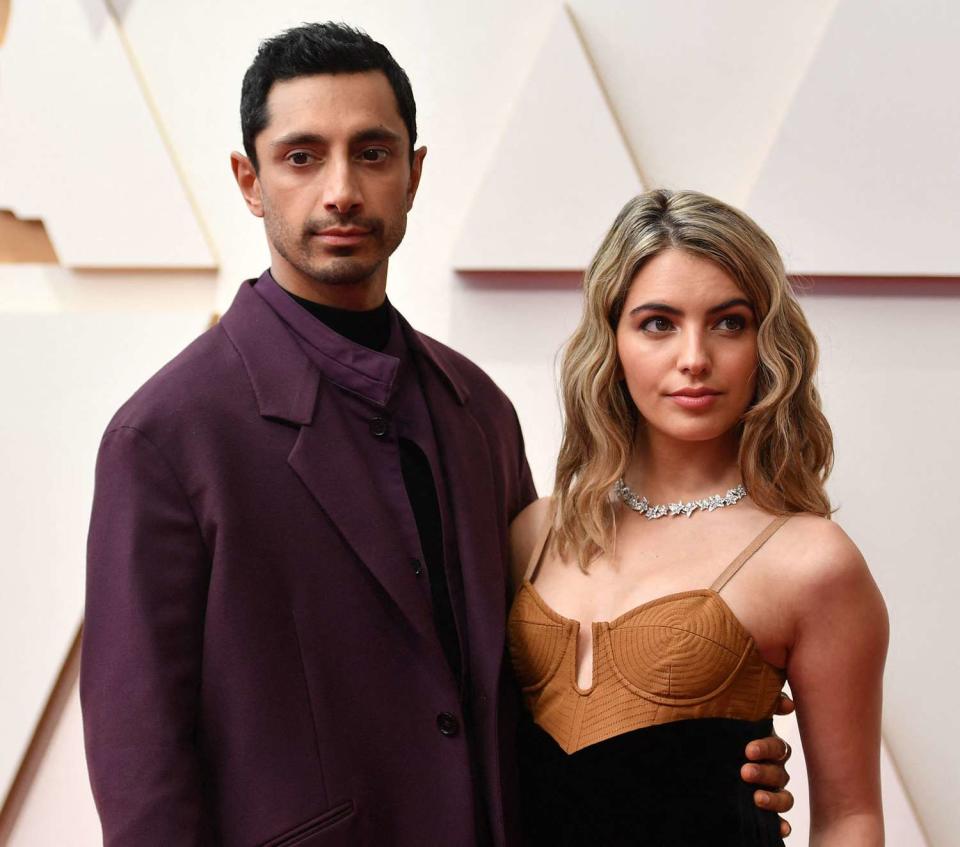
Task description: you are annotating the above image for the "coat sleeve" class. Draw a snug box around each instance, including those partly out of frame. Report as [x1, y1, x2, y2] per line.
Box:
[81, 425, 213, 846]
[510, 406, 538, 520]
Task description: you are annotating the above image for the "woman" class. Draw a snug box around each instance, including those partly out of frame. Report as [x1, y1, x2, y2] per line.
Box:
[508, 190, 887, 845]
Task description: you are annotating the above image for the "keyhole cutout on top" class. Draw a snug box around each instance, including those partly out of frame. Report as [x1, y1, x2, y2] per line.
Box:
[575, 621, 595, 692]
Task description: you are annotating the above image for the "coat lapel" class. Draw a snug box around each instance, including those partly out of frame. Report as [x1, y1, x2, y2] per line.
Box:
[415, 357, 508, 697]
[286, 388, 436, 641]
[221, 282, 436, 641]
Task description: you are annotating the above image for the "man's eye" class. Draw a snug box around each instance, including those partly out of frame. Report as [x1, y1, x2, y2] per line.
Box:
[288, 151, 313, 166]
[641, 317, 674, 333]
[359, 148, 389, 163]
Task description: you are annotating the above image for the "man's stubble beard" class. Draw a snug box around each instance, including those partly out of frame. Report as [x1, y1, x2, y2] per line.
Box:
[263, 198, 407, 289]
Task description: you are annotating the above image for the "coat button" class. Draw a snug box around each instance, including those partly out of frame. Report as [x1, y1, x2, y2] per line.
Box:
[369, 416, 389, 437]
[436, 712, 460, 737]
[411, 558, 423, 576]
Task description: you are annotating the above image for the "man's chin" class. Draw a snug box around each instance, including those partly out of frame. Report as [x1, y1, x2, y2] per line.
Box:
[303, 259, 380, 288]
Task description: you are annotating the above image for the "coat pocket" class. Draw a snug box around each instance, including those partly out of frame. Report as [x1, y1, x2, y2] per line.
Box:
[259, 800, 356, 847]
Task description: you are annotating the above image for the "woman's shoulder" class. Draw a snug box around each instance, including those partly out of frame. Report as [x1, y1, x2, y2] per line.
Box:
[779, 513, 864, 571]
[508, 497, 554, 587]
[775, 512, 882, 613]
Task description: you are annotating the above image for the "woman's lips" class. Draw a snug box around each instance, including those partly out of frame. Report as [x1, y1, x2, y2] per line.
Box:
[668, 391, 721, 409]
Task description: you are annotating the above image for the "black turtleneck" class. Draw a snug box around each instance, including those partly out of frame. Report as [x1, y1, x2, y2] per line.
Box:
[284, 287, 463, 683]
[286, 290, 392, 352]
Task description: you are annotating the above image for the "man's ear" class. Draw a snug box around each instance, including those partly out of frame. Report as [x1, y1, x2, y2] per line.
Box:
[406, 146, 427, 211]
[231, 152, 264, 218]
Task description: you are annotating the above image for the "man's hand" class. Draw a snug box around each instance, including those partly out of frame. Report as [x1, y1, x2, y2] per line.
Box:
[741, 693, 796, 838]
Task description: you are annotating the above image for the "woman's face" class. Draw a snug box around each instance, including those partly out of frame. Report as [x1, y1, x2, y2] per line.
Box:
[615, 248, 759, 446]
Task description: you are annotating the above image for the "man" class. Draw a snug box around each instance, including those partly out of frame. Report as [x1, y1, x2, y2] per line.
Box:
[81, 23, 794, 846]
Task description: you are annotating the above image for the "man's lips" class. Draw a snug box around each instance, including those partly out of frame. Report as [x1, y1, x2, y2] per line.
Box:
[314, 227, 371, 246]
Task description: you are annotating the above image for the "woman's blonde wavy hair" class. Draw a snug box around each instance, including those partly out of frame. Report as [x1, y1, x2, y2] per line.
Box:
[553, 189, 833, 570]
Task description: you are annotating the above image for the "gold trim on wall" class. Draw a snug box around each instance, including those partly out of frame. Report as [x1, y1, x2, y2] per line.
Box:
[0, 210, 60, 264]
[0, 623, 83, 842]
[0, 0, 11, 48]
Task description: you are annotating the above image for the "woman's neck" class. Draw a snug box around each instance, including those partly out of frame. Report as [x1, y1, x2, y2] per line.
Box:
[624, 428, 742, 504]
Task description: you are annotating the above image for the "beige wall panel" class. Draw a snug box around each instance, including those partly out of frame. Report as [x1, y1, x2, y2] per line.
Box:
[0, 308, 209, 802]
[800, 284, 960, 845]
[452, 8, 643, 270]
[0, 265, 217, 313]
[568, 0, 840, 206]
[5, 680, 102, 846]
[746, 0, 960, 275]
[0, 0, 215, 268]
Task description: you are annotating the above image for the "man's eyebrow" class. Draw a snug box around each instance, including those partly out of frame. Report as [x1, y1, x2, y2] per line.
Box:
[627, 297, 754, 317]
[351, 127, 403, 145]
[271, 132, 327, 149]
[271, 127, 404, 149]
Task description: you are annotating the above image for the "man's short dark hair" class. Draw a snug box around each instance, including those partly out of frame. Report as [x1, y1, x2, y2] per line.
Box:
[240, 22, 418, 170]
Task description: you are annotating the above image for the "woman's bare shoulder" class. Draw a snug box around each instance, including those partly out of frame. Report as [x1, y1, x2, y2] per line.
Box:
[777, 513, 883, 614]
[508, 497, 554, 587]
[781, 513, 865, 572]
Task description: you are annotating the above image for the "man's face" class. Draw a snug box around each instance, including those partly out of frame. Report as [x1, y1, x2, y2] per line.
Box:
[234, 71, 425, 303]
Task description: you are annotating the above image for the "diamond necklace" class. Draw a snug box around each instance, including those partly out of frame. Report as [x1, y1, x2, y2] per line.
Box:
[614, 478, 747, 520]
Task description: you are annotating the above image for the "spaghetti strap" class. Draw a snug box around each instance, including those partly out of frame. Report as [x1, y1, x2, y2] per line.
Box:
[523, 507, 555, 584]
[711, 516, 790, 593]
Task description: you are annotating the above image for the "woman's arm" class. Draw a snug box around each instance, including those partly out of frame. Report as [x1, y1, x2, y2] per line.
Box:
[508, 496, 553, 593]
[787, 519, 889, 845]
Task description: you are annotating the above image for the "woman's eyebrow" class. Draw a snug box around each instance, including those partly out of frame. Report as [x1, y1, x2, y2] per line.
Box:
[706, 297, 753, 315]
[628, 301, 682, 317]
[628, 297, 753, 318]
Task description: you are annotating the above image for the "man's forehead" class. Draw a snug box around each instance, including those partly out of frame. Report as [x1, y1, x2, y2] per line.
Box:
[263, 71, 406, 137]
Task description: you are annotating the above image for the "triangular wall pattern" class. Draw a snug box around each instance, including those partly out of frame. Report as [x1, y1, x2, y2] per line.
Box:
[452, 7, 643, 271]
[0, 0, 215, 268]
[0, 309, 210, 808]
[745, 0, 960, 275]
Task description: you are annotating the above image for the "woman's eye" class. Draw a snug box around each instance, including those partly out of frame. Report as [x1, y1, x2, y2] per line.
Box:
[360, 148, 388, 163]
[715, 315, 746, 331]
[641, 316, 674, 333]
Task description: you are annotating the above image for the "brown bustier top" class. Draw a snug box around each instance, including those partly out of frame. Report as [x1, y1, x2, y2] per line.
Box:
[507, 517, 789, 755]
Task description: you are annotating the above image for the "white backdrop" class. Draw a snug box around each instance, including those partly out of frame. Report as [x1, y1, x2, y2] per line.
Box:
[1, 1, 957, 843]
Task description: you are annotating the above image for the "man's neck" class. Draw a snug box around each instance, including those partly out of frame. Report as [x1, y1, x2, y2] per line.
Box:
[280, 283, 393, 352]
[269, 264, 387, 311]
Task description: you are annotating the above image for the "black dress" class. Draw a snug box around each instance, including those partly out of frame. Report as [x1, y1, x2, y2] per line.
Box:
[518, 715, 783, 846]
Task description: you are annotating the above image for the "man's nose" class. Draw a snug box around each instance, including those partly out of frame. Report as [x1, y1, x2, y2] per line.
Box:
[322, 158, 362, 215]
[677, 331, 711, 376]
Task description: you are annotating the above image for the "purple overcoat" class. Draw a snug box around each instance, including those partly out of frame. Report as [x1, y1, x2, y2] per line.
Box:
[81, 278, 537, 846]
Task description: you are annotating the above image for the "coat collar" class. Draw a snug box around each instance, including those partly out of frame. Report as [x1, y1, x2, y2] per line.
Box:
[220, 273, 470, 422]
[219, 278, 320, 424]
[396, 311, 470, 407]
[253, 271, 399, 407]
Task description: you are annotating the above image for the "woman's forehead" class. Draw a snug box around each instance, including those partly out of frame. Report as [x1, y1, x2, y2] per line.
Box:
[625, 249, 747, 307]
